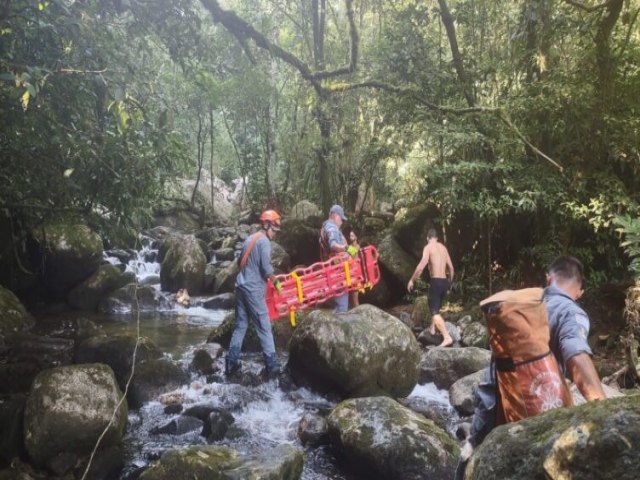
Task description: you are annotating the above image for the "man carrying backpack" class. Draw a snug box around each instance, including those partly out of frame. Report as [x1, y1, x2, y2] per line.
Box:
[225, 210, 284, 378]
[457, 256, 606, 476]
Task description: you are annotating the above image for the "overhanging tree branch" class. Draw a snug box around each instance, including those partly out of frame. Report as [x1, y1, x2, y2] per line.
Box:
[199, 0, 318, 86]
[199, 0, 358, 88]
[328, 80, 564, 172]
[564, 0, 616, 13]
[310, 0, 358, 80]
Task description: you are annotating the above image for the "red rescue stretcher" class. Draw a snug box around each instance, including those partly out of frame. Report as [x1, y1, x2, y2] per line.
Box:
[265, 245, 381, 325]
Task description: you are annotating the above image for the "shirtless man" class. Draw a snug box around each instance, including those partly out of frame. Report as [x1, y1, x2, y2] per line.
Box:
[407, 228, 454, 347]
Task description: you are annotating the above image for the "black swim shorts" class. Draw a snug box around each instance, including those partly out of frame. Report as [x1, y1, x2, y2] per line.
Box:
[428, 278, 450, 315]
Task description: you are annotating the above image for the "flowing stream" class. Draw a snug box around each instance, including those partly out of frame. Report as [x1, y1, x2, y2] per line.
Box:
[100, 243, 458, 479]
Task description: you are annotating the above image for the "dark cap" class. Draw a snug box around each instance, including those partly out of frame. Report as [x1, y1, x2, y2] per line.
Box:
[330, 204, 347, 220]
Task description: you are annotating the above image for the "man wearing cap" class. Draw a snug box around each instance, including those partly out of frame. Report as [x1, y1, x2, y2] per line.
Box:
[320, 204, 353, 313]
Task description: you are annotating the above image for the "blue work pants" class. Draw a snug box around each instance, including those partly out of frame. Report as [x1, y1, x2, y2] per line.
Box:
[334, 292, 349, 313]
[227, 286, 278, 370]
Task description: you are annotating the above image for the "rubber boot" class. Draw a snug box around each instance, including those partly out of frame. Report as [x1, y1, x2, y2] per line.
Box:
[225, 357, 241, 376]
[263, 353, 282, 380]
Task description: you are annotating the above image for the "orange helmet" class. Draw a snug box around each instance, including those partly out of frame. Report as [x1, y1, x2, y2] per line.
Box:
[260, 210, 282, 230]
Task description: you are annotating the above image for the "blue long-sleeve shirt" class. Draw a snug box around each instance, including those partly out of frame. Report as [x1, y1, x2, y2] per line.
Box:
[235, 233, 274, 295]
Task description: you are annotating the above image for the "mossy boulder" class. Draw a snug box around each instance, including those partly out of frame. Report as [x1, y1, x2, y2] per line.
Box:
[139, 444, 303, 480]
[288, 304, 421, 398]
[160, 234, 206, 294]
[68, 264, 135, 311]
[411, 295, 431, 329]
[465, 394, 640, 480]
[206, 312, 294, 352]
[328, 396, 459, 480]
[420, 347, 491, 389]
[34, 222, 103, 298]
[449, 369, 486, 416]
[289, 200, 322, 222]
[75, 334, 163, 390]
[207, 312, 261, 352]
[376, 234, 416, 296]
[274, 218, 321, 267]
[127, 358, 189, 409]
[390, 203, 441, 259]
[461, 321, 489, 349]
[0, 285, 33, 339]
[23, 363, 127, 467]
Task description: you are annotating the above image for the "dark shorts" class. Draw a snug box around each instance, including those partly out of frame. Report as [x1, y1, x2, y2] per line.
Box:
[428, 278, 450, 315]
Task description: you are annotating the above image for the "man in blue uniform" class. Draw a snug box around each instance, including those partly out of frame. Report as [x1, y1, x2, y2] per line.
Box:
[457, 256, 606, 477]
[225, 210, 283, 378]
[319, 204, 355, 313]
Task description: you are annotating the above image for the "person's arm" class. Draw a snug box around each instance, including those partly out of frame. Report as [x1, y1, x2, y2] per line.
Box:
[407, 246, 430, 292]
[327, 226, 348, 253]
[259, 238, 274, 280]
[566, 353, 606, 401]
[445, 248, 454, 282]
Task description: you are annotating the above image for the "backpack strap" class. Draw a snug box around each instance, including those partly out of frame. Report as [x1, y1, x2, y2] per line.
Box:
[319, 227, 330, 261]
[238, 232, 265, 271]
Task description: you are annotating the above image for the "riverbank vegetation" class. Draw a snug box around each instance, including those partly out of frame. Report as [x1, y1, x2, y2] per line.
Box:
[2, 0, 639, 290]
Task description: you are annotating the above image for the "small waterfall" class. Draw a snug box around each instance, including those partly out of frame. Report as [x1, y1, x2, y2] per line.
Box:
[125, 237, 161, 284]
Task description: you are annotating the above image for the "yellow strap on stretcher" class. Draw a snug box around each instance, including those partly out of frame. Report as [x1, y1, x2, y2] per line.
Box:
[291, 271, 303, 304]
[289, 308, 296, 327]
[343, 260, 352, 288]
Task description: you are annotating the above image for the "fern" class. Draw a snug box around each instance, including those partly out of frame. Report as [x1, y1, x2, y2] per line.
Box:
[614, 215, 640, 280]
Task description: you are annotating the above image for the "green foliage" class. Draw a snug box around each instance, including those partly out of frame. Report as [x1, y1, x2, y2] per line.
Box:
[615, 214, 640, 280]
[2, 0, 640, 292]
[0, 0, 190, 238]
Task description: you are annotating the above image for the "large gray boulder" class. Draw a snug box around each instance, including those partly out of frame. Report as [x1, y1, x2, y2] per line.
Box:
[206, 312, 295, 352]
[411, 295, 430, 329]
[465, 394, 640, 480]
[160, 234, 206, 294]
[139, 444, 303, 480]
[271, 241, 291, 273]
[274, 218, 321, 266]
[288, 304, 421, 398]
[23, 363, 127, 468]
[328, 396, 459, 480]
[449, 369, 486, 416]
[390, 203, 441, 259]
[68, 264, 135, 311]
[172, 174, 236, 227]
[289, 200, 322, 222]
[127, 358, 189, 409]
[75, 334, 163, 390]
[359, 274, 393, 308]
[376, 234, 416, 291]
[461, 321, 489, 349]
[0, 285, 33, 339]
[33, 222, 103, 298]
[212, 261, 239, 294]
[420, 347, 491, 389]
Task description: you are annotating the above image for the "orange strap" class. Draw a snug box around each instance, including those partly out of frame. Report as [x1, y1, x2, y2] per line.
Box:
[239, 232, 265, 271]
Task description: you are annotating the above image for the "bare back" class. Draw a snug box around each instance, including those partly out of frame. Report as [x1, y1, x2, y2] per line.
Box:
[424, 241, 453, 279]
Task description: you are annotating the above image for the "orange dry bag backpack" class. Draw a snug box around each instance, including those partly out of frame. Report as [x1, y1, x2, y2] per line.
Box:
[480, 287, 573, 425]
